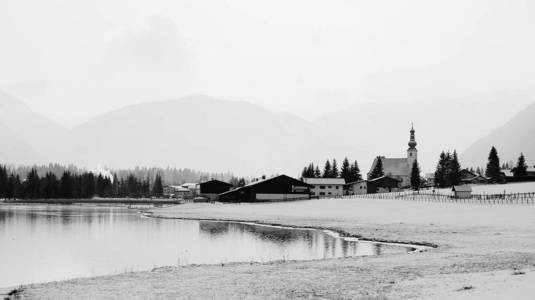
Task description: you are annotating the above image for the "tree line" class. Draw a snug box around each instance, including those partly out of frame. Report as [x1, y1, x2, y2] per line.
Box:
[301, 158, 362, 183]
[433, 146, 531, 188]
[3, 163, 233, 187]
[0, 164, 165, 199]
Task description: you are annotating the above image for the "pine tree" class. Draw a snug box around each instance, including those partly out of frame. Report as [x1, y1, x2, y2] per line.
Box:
[152, 173, 164, 197]
[340, 158, 351, 182]
[314, 166, 321, 178]
[25, 168, 40, 199]
[331, 159, 339, 178]
[434, 151, 446, 188]
[350, 160, 362, 182]
[368, 157, 384, 180]
[301, 167, 308, 179]
[323, 160, 332, 178]
[0, 165, 8, 198]
[410, 160, 421, 190]
[513, 153, 528, 177]
[485, 146, 501, 182]
[449, 150, 461, 186]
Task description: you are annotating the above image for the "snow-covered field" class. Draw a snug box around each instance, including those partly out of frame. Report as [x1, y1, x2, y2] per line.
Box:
[436, 181, 535, 195]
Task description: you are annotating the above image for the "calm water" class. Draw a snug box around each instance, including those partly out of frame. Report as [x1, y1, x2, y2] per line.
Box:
[0, 204, 413, 288]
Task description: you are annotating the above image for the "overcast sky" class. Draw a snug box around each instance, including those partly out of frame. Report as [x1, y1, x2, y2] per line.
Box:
[1, 0, 535, 127]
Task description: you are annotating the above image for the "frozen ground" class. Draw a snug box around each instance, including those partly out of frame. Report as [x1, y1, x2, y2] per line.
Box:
[15, 198, 535, 299]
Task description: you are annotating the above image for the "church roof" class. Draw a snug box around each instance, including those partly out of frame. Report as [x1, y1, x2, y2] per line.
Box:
[368, 157, 411, 177]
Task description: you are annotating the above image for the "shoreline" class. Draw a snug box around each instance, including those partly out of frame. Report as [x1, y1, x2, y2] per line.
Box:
[2, 198, 184, 205]
[11, 198, 535, 299]
[141, 209, 438, 249]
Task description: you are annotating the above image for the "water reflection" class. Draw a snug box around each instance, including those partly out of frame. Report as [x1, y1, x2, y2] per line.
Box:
[0, 204, 412, 288]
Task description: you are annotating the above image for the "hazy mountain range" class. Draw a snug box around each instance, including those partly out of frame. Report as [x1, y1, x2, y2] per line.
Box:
[0, 89, 533, 176]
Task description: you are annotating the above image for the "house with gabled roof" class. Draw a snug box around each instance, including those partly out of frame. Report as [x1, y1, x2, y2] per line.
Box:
[303, 178, 345, 197]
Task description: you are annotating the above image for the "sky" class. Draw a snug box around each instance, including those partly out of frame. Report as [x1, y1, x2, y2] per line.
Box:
[1, 0, 535, 127]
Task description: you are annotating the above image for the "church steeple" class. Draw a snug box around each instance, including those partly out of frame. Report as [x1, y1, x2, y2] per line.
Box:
[408, 123, 417, 149]
[407, 123, 417, 166]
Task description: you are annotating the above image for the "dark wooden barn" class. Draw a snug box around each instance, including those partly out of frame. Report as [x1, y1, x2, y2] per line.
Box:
[199, 180, 233, 201]
[218, 175, 312, 203]
[366, 176, 401, 194]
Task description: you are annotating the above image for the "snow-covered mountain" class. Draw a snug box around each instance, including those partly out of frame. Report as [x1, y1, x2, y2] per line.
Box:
[0, 90, 67, 164]
[1, 90, 533, 176]
[65, 95, 355, 175]
[461, 102, 535, 168]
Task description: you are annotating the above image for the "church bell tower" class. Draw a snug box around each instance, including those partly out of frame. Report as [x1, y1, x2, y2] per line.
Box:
[407, 123, 417, 167]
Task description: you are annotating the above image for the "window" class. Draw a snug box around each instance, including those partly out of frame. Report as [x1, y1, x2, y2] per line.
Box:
[336, 186, 339, 189]
[328, 192, 332, 195]
[320, 186, 325, 189]
[328, 186, 332, 188]
[320, 192, 325, 196]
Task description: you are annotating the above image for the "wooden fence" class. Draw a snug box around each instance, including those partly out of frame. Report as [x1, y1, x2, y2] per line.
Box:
[345, 190, 535, 205]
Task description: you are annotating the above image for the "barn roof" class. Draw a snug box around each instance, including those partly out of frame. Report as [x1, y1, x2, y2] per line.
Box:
[219, 174, 311, 196]
[303, 178, 346, 185]
[452, 185, 472, 192]
[200, 179, 232, 186]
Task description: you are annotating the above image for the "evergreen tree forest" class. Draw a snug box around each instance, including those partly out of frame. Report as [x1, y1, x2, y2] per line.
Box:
[434, 150, 461, 188]
[0, 164, 173, 199]
[301, 158, 361, 182]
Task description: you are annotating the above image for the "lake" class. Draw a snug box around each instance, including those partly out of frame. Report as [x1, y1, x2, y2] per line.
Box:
[0, 204, 414, 288]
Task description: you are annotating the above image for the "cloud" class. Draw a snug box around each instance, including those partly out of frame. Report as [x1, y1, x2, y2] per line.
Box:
[105, 14, 191, 71]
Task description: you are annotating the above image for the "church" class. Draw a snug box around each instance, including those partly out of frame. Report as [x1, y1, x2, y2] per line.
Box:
[367, 125, 418, 188]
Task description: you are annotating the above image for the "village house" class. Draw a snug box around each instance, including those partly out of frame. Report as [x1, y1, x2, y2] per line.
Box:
[345, 180, 368, 195]
[163, 185, 190, 199]
[367, 125, 418, 188]
[218, 175, 312, 203]
[459, 169, 489, 184]
[303, 178, 345, 197]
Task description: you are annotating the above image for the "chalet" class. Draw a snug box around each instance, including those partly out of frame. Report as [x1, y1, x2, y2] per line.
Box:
[501, 167, 535, 182]
[345, 180, 367, 195]
[367, 176, 400, 194]
[303, 178, 345, 197]
[452, 185, 472, 199]
[199, 180, 233, 201]
[218, 175, 312, 203]
[460, 169, 489, 184]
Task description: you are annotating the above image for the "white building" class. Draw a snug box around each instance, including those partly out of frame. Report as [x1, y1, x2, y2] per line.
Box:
[303, 178, 345, 197]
